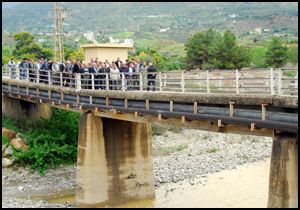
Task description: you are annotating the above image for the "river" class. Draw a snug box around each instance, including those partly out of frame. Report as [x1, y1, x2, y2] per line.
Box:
[45, 158, 270, 208]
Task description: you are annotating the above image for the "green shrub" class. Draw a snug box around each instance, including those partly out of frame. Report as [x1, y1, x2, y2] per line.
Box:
[206, 147, 219, 153]
[153, 144, 188, 156]
[2, 108, 80, 175]
[2, 135, 9, 145]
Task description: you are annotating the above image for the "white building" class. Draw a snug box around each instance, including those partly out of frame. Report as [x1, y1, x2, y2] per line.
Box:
[254, 28, 262, 34]
[228, 14, 236, 18]
[159, 27, 170, 33]
[263, 28, 270, 32]
[109, 36, 120, 44]
[38, 38, 45, 43]
[84, 32, 97, 43]
[124, 38, 134, 45]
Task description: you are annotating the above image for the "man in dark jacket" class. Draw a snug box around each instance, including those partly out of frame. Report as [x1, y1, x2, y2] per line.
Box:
[115, 57, 123, 69]
[147, 63, 157, 91]
[73, 60, 81, 74]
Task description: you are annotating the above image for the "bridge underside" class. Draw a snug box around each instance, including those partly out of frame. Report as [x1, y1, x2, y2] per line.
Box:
[76, 112, 155, 207]
[2, 95, 52, 120]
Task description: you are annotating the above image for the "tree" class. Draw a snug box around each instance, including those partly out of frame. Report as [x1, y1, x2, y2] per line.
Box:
[287, 47, 298, 66]
[265, 37, 288, 68]
[249, 46, 268, 68]
[12, 32, 52, 60]
[2, 45, 14, 64]
[184, 29, 220, 69]
[68, 48, 85, 61]
[208, 30, 250, 69]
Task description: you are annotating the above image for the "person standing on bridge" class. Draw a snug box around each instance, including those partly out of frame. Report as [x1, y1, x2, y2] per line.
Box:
[115, 57, 123, 69]
[147, 63, 157, 91]
[110, 63, 120, 90]
[8, 58, 17, 79]
[19, 58, 28, 80]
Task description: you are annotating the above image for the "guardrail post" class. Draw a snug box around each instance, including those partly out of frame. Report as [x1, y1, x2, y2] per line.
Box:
[164, 74, 167, 86]
[26, 68, 30, 82]
[48, 70, 52, 85]
[75, 73, 81, 91]
[181, 71, 185, 93]
[270, 68, 275, 95]
[91, 74, 95, 90]
[105, 73, 109, 90]
[36, 69, 40, 84]
[122, 73, 125, 91]
[277, 68, 282, 96]
[159, 72, 162, 92]
[295, 71, 298, 89]
[206, 70, 210, 94]
[8, 67, 12, 79]
[139, 72, 143, 91]
[235, 69, 239, 94]
[60, 72, 63, 87]
[16, 67, 20, 80]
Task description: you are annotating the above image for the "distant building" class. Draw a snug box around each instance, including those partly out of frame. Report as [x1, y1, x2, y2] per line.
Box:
[228, 14, 236, 18]
[84, 32, 96, 43]
[124, 38, 134, 45]
[38, 38, 45, 43]
[274, 33, 283, 37]
[263, 28, 270, 32]
[109, 36, 120, 44]
[159, 27, 170, 33]
[254, 28, 262, 34]
[81, 43, 133, 63]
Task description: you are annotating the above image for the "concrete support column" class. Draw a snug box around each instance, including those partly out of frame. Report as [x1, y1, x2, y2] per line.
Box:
[268, 133, 298, 208]
[76, 112, 155, 207]
[2, 95, 52, 120]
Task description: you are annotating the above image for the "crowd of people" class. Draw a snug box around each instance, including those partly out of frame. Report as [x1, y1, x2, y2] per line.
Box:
[7, 57, 157, 91]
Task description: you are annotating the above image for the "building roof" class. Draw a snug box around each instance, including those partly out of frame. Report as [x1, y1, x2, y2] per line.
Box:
[80, 43, 133, 49]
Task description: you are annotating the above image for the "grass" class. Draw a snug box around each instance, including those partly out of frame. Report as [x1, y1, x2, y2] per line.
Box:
[152, 123, 183, 136]
[152, 124, 165, 136]
[153, 144, 188, 156]
[282, 70, 297, 78]
[206, 147, 219, 153]
[2, 135, 10, 145]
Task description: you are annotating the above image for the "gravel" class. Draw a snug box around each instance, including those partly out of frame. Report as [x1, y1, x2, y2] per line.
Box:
[2, 127, 272, 208]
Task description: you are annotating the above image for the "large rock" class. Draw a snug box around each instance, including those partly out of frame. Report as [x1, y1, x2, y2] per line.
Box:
[2, 144, 7, 153]
[3, 146, 13, 157]
[2, 158, 14, 167]
[2, 127, 16, 140]
[10, 137, 29, 152]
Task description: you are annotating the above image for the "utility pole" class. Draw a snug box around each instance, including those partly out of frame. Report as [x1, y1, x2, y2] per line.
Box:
[49, 2, 66, 62]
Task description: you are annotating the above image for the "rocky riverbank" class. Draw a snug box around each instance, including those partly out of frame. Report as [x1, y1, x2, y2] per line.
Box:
[2, 125, 272, 208]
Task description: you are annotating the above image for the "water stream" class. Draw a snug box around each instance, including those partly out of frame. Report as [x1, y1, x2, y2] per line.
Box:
[43, 158, 270, 208]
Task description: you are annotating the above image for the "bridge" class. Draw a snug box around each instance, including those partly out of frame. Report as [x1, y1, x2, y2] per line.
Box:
[2, 66, 298, 208]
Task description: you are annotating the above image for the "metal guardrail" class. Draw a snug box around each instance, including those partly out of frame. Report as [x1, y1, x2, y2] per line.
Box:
[2, 66, 298, 96]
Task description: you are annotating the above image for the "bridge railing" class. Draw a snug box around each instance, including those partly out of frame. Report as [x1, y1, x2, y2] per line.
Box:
[2, 66, 298, 96]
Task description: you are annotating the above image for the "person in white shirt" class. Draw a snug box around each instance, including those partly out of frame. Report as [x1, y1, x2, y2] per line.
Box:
[110, 63, 120, 90]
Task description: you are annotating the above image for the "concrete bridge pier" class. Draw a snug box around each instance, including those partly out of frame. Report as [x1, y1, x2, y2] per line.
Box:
[2, 95, 52, 120]
[268, 132, 298, 208]
[76, 112, 155, 207]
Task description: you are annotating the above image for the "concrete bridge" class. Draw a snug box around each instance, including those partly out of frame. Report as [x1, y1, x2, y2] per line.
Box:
[2, 67, 298, 208]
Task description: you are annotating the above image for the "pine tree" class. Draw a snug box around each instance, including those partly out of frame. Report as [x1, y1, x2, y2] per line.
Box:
[265, 37, 288, 68]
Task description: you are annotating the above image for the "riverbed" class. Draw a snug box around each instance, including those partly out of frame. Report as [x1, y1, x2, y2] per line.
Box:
[2, 127, 272, 208]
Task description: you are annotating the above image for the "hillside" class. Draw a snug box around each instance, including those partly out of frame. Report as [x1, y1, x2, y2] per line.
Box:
[2, 2, 298, 64]
[2, 2, 298, 41]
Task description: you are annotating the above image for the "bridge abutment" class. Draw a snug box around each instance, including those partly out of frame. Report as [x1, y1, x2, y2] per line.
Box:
[2, 95, 52, 120]
[76, 112, 155, 207]
[268, 133, 298, 208]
